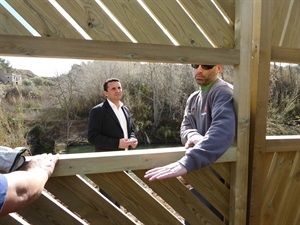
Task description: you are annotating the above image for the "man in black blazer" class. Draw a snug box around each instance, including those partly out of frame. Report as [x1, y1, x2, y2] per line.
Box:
[88, 78, 138, 207]
[88, 78, 138, 151]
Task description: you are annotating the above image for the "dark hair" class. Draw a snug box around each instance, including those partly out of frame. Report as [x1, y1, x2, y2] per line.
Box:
[103, 78, 120, 91]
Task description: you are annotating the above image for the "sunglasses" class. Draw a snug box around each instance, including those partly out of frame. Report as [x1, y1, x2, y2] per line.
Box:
[191, 64, 215, 70]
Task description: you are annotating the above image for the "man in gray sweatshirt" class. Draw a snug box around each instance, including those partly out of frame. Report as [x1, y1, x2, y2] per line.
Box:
[145, 64, 236, 180]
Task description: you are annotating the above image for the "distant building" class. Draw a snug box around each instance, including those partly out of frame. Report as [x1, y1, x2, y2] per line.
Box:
[0, 71, 22, 85]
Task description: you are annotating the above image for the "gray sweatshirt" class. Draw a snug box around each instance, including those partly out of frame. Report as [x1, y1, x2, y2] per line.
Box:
[179, 78, 236, 172]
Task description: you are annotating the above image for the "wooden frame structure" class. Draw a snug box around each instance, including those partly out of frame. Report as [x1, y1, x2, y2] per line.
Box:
[0, 0, 299, 224]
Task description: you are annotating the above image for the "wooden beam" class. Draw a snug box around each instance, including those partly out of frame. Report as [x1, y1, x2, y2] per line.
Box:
[0, 35, 240, 65]
[271, 46, 300, 64]
[46, 147, 237, 177]
[231, 0, 253, 224]
[248, 0, 273, 224]
[266, 135, 300, 152]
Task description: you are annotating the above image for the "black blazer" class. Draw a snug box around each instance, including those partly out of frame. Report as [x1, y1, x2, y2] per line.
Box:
[88, 99, 136, 151]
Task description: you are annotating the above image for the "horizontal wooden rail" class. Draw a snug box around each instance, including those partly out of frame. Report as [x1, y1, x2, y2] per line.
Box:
[271, 46, 300, 64]
[43, 146, 237, 177]
[0, 35, 240, 65]
[266, 135, 300, 152]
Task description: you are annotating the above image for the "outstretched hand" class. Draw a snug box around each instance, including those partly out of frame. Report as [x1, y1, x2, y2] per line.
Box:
[144, 162, 188, 181]
[23, 153, 59, 177]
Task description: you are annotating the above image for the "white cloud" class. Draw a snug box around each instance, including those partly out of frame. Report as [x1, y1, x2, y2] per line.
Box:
[1, 56, 91, 77]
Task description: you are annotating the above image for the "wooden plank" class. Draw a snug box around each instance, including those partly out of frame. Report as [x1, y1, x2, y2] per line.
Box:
[0, 214, 23, 225]
[134, 170, 225, 225]
[261, 152, 300, 225]
[0, 5, 31, 36]
[101, 0, 172, 44]
[271, 46, 300, 64]
[142, 0, 211, 47]
[211, 163, 231, 185]
[184, 167, 230, 220]
[231, 0, 253, 224]
[214, 0, 235, 25]
[273, 151, 300, 225]
[271, 0, 291, 46]
[266, 135, 300, 152]
[248, 0, 273, 224]
[87, 171, 182, 225]
[6, 0, 82, 38]
[55, 0, 131, 42]
[17, 192, 85, 225]
[179, 0, 234, 48]
[47, 147, 236, 177]
[280, 0, 300, 48]
[0, 35, 240, 64]
[45, 175, 135, 225]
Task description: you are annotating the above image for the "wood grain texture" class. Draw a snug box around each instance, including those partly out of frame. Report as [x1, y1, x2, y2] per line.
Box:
[142, 0, 211, 47]
[0, 35, 240, 64]
[134, 170, 225, 225]
[184, 167, 230, 220]
[45, 175, 135, 225]
[0, 5, 31, 36]
[17, 192, 84, 225]
[48, 147, 236, 177]
[6, 0, 82, 38]
[0, 214, 23, 225]
[101, 0, 172, 44]
[55, 0, 131, 42]
[178, 0, 234, 48]
[266, 135, 300, 152]
[87, 171, 182, 225]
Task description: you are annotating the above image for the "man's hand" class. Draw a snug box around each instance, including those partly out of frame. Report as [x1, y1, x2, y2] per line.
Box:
[185, 135, 203, 149]
[119, 138, 138, 149]
[144, 162, 188, 181]
[129, 138, 138, 148]
[23, 153, 59, 177]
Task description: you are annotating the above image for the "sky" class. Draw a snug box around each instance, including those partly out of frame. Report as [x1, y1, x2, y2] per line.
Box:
[0, 56, 91, 77]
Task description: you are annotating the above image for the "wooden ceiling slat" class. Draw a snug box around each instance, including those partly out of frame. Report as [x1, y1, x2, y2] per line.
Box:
[87, 171, 182, 225]
[214, 0, 235, 25]
[6, 0, 82, 38]
[280, 0, 300, 48]
[0, 5, 31, 36]
[17, 192, 84, 225]
[179, 0, 234, 48]
[101, 0, 172, 44]
[142, 0, 211, 47]
[184, 167, 230, 220]
[272, 0, 291, 46]
[133, 170, 225, 225]
[55, 0, 131, 42]
[45, 175, 135, 225]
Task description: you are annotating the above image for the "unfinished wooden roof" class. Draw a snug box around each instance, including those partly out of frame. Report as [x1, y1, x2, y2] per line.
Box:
[0, 0, 299, 64]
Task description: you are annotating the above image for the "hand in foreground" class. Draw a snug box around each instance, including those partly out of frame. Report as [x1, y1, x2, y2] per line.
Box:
[23, 153, 59, 177]
[144, 162, 188, 181]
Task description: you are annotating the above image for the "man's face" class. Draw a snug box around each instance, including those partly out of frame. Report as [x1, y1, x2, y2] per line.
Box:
[104, 81, 123, 102]
[193, 65, 222, 86]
